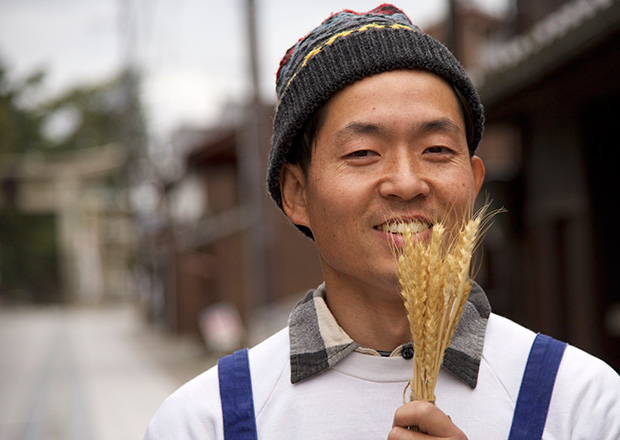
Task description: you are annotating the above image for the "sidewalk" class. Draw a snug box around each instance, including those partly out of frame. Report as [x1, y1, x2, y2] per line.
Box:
[0, 302, 218, 440]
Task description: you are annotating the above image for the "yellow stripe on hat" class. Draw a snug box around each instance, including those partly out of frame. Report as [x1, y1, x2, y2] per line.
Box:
[284, 22, 417, 90]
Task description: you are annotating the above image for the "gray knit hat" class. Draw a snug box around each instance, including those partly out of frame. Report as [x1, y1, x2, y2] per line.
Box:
[267, 4, 484, 236]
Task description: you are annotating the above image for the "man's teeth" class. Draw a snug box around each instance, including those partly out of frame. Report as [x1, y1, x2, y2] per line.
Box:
[381, 221, 430, 234]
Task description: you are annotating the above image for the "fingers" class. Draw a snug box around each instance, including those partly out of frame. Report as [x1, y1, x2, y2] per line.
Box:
[388, 425, 427, 440]
[388, 401, 467, 439]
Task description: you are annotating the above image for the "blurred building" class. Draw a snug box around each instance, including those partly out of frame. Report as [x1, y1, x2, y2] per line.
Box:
[139, 103, 323, 345]
[472, 0, 620, 371]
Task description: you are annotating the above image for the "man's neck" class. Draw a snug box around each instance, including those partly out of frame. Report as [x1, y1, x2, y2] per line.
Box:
[322, 278, 411, 351]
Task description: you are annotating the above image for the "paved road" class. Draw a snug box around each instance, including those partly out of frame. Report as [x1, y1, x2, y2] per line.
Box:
[0, 302, 217, 440]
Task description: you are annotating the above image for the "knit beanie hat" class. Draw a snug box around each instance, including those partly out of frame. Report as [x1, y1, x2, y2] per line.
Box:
[267, 4, 484, 237]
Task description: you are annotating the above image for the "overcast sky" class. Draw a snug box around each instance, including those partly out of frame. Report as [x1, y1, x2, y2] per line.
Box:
[0, 0, 508, 141]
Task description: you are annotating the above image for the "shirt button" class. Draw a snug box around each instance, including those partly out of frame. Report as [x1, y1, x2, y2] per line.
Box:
[401, 345, 414, 359]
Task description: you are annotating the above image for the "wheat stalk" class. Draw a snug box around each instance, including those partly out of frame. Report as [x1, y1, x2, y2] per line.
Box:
[395, 202, 499, 404]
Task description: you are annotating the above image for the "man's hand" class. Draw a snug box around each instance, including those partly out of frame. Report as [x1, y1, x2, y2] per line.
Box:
[388, 401, 467, 439]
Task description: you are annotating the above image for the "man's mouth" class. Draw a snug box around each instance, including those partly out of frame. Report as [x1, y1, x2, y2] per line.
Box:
[377, 220, 432, 235]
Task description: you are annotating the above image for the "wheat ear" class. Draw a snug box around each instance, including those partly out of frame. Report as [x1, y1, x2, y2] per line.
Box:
[396, 202, 499, 404]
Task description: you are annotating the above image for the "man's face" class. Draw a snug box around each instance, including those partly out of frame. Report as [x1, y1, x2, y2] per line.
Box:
[281, 69, 485, 297]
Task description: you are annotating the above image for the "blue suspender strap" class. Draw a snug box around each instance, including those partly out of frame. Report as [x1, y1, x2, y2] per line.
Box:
[218, 348, 259, 440]
[508, 333, 567, 440]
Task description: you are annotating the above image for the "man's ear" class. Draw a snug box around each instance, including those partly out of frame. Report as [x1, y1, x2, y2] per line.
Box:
[280, 163, 311, 228]
[471, 155, 486, 198]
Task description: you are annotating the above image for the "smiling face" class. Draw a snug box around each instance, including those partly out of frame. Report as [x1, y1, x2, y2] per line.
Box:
[280, 69, 485, 300]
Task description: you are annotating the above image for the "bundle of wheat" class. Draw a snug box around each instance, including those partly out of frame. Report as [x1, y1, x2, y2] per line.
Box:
[395, 204, 497, 404]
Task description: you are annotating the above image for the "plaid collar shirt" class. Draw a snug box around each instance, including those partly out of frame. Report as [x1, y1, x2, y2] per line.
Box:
[288, 282, 491, 388]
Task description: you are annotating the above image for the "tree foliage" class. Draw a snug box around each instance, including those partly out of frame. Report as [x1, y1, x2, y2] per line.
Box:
[0, 58, 146, 160]
[42, 73, 143, 152]
[0, 60, 50, 158]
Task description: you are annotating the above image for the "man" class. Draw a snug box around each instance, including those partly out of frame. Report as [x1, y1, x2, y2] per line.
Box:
[144, 5, 620, 439]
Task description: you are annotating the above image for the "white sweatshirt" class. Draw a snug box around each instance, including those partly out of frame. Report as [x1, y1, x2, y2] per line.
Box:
[143, 312, 620, 439]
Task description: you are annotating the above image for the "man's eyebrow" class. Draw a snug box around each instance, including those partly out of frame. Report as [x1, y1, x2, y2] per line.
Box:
[333, 121, 384, 139]
[418, 118, 463, 135]
[333, 118, 462, 139]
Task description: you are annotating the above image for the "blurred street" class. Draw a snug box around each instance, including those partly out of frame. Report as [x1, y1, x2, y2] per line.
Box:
[0, 302, 218, 440]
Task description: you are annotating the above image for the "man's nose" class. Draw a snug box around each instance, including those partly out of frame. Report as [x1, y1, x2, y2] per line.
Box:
[378, 154, 430, 201]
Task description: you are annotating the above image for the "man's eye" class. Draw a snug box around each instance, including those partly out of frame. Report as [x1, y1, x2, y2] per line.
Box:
[425, 146, 452, 154]
[349, 150, 374, 157]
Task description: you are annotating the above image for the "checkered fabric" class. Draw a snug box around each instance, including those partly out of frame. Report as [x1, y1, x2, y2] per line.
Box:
[288, 282, 491, 387]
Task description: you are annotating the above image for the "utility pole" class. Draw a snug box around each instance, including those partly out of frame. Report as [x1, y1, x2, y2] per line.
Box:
[447, 0, 462, 62]
[237, 0, 272, 321]
[117, 0, 147, 174]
